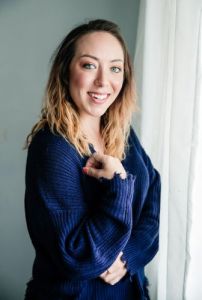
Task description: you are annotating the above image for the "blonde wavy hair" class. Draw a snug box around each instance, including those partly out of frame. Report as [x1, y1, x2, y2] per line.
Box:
[25, 19, 137, 160]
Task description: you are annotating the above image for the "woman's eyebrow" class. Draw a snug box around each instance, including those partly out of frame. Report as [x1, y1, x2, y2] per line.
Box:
[79, 54, 123, 63]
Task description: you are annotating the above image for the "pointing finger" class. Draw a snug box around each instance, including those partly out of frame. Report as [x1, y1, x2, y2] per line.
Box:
[83, 167, 103, 179]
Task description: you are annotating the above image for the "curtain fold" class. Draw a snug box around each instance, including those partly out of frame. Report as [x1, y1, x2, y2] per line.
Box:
[184, 10, 202, 299]
[133, 1, 202, 299]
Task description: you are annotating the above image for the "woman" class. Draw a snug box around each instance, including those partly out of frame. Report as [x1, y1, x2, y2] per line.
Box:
[24, 19, 161, 300]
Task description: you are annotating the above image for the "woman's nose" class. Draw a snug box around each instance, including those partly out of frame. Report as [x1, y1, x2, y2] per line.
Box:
[94, 68, 109, 87]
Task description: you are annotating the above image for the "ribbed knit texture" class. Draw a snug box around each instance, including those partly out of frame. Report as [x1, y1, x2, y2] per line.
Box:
[24, 125, 161, 300]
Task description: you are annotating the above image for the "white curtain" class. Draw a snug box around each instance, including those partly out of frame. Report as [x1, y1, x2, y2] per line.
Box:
[133, 0, 202, 299]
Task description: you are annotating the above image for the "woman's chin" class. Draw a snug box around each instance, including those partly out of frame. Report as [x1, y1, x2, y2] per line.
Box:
[88, 108, 108, 118]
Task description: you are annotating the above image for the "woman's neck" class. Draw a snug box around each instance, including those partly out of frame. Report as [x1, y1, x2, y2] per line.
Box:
[79, 116, 104, 153]
[80, 115, 101, 137]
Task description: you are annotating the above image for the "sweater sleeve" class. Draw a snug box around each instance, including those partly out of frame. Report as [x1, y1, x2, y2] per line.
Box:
[122, 129, 161, 276]
[25, 130, 135, 280]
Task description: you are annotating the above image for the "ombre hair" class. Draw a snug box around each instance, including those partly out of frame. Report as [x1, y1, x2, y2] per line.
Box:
[25, 19, 137, 159]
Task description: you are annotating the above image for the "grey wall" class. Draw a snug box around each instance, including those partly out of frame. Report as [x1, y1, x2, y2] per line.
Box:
[0, 1, 140, 299]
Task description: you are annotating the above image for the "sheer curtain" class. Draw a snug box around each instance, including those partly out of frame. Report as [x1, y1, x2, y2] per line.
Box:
[133, 0, 202, 299]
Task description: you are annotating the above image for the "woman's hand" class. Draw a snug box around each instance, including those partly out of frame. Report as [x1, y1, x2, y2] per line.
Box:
[83, 152, 127, 180]
[99, 252, 127, 285]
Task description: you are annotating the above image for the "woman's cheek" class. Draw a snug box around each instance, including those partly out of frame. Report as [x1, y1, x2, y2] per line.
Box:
[114, 80, 123, 95]
[76, 73, 92, 89]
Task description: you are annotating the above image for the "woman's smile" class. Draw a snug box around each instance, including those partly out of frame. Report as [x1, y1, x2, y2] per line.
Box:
[87, 92, 110, 104]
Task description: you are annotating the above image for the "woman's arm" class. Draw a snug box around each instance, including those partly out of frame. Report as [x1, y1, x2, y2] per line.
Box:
[86, 129, 161, 282]
[25, 129, 135, 281]
[121, 129, 161, 276]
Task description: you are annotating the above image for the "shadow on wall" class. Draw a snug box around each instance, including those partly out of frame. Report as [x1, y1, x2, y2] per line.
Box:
[0, 286, 15, 300]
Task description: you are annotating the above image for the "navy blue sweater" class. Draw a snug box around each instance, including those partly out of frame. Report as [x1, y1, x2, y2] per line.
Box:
[24, 125, 161, 300]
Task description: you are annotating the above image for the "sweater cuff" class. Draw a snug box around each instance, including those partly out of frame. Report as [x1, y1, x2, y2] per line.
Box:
[98, 173, 136, 220]
[99, 173, 136, 200]
[99, 172, 136, 184]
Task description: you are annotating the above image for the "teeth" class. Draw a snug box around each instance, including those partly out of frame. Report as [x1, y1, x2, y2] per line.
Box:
[89, 93, 108, 100]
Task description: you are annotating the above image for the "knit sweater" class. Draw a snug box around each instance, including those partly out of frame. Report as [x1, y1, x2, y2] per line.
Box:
[24, 125, 161, 300]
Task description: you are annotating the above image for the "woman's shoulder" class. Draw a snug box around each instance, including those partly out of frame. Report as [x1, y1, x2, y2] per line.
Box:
[127, 126, 151, 165]
[128, 126, 142, 153]
[127, 126, 160, 177]
[28, 124, 78, 160]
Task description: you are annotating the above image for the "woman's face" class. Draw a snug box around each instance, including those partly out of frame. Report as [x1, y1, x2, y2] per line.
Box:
[69, 31, 124, 120]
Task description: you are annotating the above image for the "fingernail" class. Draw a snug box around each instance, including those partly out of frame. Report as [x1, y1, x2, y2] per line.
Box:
[82, 167, 88, 174]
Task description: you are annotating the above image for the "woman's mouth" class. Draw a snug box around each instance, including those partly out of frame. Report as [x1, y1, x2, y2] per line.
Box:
[88, 92, 110, 103]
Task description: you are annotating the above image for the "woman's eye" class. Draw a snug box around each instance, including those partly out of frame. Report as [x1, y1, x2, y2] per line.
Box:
[83, 63, 96, 69]
[111, 66, 122, 73]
